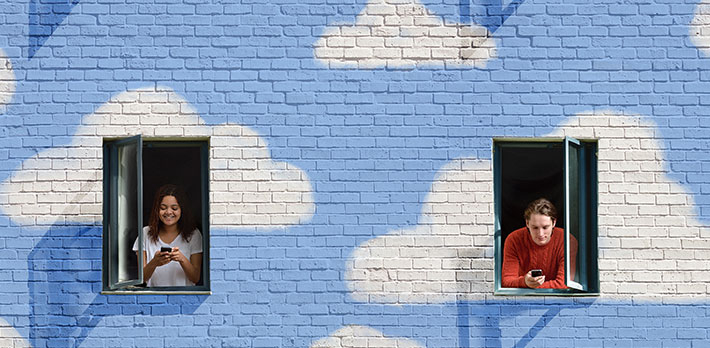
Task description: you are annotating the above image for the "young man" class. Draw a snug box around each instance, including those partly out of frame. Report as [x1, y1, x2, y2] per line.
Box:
[501, 198, 577, 289]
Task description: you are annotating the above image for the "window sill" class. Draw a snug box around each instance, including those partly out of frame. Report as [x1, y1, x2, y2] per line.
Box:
[102, 289, 211, 295]
[494, 288, 599, 297]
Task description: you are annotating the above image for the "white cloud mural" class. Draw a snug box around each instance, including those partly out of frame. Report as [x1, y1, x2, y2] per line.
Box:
[550, 112, 710, 298]
[0, 86, 315, 227]
[347, 111, 710, 303]
[0, 49, 15, 112]
[0, 318, 30, 348]
[346, 158, 494, 304]
[314, 0, 496, 68]
[690, 0, 710, 54]
[310, 325, 423, 348]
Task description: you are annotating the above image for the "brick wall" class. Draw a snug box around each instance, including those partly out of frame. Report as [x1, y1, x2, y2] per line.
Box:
[0, 86, 314, 227]
[0, 0, 709, 347]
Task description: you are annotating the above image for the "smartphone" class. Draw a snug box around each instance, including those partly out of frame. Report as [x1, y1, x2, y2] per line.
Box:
[160, 247, 172, 253]
[531, 269, 542, 277]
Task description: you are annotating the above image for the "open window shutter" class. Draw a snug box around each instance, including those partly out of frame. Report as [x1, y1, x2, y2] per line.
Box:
[108, 135, 144, 289]
[564, 137, 585, 291]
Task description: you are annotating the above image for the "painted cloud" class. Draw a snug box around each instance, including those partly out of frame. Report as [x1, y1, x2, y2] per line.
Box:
[550, 112, 710, 298]
[314, 0, 496, 68]
[0, 318, 30, 348]
[310, 325, 423, 348]
[0, 86, 314, 227]
[0, 49, 15, 111]
[346, 158, 495, 304]
[690, 0, 710, 54]
[347, 111, 710, 303]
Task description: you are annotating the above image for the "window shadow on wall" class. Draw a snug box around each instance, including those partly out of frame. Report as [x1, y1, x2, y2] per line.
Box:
[27, 226, 208, 347]
[456, 300, 589, 348]
[28, 0, 81, 58]
[457, 0, 527, 33]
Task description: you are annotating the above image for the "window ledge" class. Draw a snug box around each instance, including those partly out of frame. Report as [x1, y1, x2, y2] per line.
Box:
[102, 290, 211, 295]
[494, 288, 599, 297]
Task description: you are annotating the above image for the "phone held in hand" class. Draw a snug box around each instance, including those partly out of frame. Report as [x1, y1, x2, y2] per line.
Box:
[161, 247, 172, 253]
[531, 269, 542, 277]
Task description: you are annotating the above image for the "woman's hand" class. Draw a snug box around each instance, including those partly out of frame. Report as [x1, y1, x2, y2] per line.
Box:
[524, 271, 545, 288]
[168, 247, 202, 284]
[168, 247, 188, 265]
[141, 249, 172, 283]
[150, 249, 172, 267]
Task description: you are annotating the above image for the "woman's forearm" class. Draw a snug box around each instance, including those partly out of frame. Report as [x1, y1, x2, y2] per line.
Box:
[143, 257, 158, 282]
[179, 254, 202, 284]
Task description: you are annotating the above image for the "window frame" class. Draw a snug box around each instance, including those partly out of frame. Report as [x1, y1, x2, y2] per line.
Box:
[103, 135, 144, 290]
[493, 138, 599, 296]
[102, 136, 211, 294]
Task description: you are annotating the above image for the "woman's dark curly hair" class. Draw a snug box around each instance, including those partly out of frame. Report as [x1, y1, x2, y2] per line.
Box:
[147, 184, 196, 243]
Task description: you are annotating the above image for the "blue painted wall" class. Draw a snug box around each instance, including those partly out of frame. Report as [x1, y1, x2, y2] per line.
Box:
[0, 0, 709, 347]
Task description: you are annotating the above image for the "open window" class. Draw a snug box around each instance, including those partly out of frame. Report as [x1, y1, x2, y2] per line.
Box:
[102, 136, 210, 293]
[493, 138, 598, 295]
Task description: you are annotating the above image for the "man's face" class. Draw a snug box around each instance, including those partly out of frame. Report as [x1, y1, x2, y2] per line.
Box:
[526, 213, 555, 246]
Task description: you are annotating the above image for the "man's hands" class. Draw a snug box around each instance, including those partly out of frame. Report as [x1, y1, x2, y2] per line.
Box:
[524, 270, 545, 288]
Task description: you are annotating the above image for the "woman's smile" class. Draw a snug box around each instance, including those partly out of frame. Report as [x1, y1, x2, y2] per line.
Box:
[158, 195, 181, 227]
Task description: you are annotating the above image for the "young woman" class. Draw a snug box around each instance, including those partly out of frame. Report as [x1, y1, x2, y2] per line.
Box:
[132, 184, 203, 287]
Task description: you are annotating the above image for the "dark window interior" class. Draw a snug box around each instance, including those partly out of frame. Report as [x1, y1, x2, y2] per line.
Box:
[500, 144, 564, 245]
[142, 144, 204, 234]
[141, 143, 205, 286]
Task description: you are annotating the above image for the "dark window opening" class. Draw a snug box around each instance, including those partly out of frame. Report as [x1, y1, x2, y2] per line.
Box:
[499, 144, 564, 245]
[102, 136, 210, 293]
[494, 138, 599, 295]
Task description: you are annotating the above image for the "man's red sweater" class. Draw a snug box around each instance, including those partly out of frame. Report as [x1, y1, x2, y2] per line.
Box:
[501, 227, 577, 289]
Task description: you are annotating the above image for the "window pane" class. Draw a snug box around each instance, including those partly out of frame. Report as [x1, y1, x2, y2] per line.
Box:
[564, 137, 583, 291]
[109, 135, 143, 289]
[118, 143, 139, 282]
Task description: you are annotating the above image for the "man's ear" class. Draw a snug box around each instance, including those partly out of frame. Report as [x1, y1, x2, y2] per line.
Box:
[551, 218, 556, 227]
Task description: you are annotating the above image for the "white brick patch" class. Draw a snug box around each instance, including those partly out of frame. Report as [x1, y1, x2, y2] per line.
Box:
[0, 318, 30, 348]
[550, 111, 710, 299]
[347, 111, 710, 304]
[0, 49, 14, 111]
[310, 325, 423, 348]
[346, 159, 495, 304]
[314, 0, 496, 69]
[0, 86, 315, 228]
[690, 0, 710, 53]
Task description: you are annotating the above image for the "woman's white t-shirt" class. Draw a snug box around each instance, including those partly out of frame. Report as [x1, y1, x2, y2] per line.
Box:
[132, 226, 203, 287]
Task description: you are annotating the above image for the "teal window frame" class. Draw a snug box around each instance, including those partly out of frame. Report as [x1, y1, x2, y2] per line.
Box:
[493, 138, 599, 296]
[102, 136, 210, 294]
[103, 135, 144, 290]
